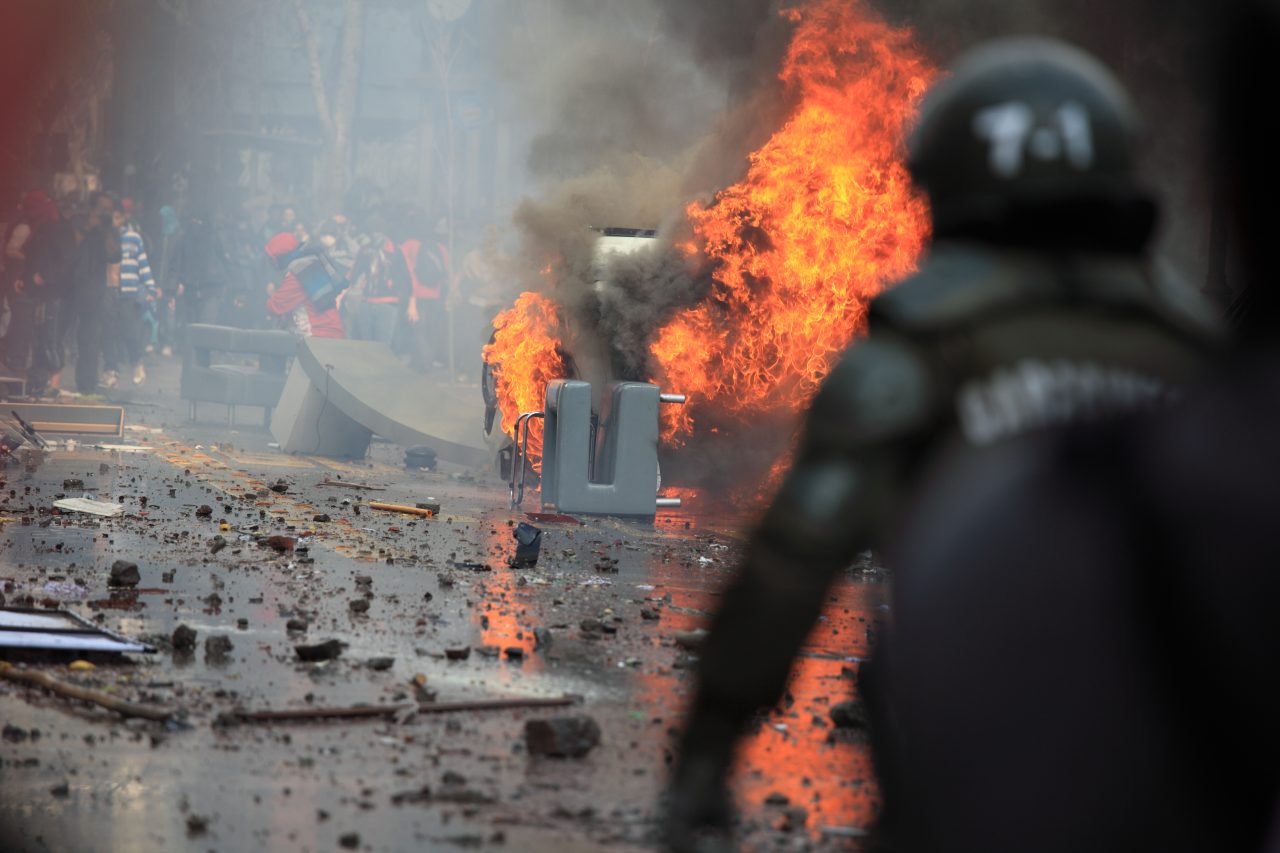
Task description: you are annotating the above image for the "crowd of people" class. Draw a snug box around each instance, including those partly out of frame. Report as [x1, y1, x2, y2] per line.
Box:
[0, 191, 510, 398]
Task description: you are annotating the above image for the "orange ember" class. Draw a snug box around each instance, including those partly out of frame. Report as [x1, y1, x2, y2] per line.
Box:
[651, 0, 935, 442]
[483, 291, 566, 464]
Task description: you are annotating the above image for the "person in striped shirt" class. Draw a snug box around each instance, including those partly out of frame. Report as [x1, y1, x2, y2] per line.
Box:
[104, 206, 157, 386]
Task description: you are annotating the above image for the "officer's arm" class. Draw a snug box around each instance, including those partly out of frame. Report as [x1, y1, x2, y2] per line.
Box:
[678, 334, 935, 772]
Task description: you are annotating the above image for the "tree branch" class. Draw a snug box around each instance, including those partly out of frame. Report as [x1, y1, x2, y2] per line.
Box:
[0, 663, 177, 723]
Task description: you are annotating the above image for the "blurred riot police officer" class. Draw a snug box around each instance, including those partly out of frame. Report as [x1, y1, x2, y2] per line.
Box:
[666, 37, 1222, 851]
[860, 5, 1280, 852]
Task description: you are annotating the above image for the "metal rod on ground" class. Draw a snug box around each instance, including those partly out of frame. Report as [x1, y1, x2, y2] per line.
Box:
[318, 480, 386, 492]
[368, 501, 436, 518]
[0, 662, 175, 722]
[416, 696, 574, 714]
[231, 695, 575, 723]
[234, 704, 412, 722]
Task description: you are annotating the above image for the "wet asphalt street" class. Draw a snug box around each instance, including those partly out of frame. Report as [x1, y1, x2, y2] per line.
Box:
[0, 357, 885, 852]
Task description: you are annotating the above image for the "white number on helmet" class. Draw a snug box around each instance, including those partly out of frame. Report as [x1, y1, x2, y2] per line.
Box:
[972, 100, 1096, 178]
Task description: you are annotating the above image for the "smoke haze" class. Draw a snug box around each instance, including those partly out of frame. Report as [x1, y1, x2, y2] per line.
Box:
[496, 0, 1219, 501]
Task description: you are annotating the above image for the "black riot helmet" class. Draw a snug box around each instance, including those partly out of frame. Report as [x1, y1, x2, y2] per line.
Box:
[909, 38, 1156, 251]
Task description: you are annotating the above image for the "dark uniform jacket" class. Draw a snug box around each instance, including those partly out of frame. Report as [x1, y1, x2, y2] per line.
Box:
[683, 239, 1223, 763]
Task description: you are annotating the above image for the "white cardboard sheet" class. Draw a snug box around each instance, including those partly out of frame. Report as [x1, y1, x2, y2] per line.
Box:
[52, 498, 125, 517]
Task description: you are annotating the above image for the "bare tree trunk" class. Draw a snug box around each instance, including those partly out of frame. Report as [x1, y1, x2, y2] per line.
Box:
[422, 21, 461, 377]
[292, 0, 365, 213]
[56, 28, 114, 201]
[292, 0, 333, 131]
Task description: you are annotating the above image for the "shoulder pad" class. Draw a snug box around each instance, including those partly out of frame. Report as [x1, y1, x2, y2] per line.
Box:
[1061, 255, 1224, 340]
[871, 245, 1058, 333]
[805, 333, 938, 453]
[1148, 264, 1227, 343]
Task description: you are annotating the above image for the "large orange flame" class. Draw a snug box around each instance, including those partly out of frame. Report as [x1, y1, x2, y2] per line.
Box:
[484, 0, 935, 491]
[651, 0, 935, 443]
[483, 291, 566, 464]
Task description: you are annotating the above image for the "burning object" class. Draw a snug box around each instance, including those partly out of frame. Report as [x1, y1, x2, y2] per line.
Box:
[483, 227, 659, 477]
[651, 2, 934, 447]
[518, 380, 684, 518]
[486, 1, 935, 502]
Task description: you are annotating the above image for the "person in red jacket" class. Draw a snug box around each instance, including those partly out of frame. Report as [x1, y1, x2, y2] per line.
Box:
[399, 235, 450, 370]
[264, 232, 344, 339]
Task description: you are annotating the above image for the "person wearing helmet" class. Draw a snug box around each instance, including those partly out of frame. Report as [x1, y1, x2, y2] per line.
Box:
[862, 8, 1280, 853]
[664, 38, 1223, 851]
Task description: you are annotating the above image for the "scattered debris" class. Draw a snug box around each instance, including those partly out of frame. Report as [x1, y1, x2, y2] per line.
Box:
[186, 815, 209, 838]
[209, 536, 227, 554]
[232, 704, 410, 723]
[228, 695, 574, 724]
[204, 635, 234, 663]
[264, 535, 296, 553]
[525, 715, 601, 758]
[525, 511, 580, 525]
[294, 640, 345, 662]
[172, 624, 197, 651]
[419, 696, 576, 715]
[9, 410, 47, 449]
[674, 628, 709, 650]
[368, 501, 436, 519]
[410, 674, 434, 703]
[533, 627, 553, 650]
[52, 498, 125, 518]
[194, 505, 213, 518]
[108, 561, 141, 588]
[269, 479, 290, 494]
[404, 445, 437, 470]
[445, 646, 471, 661]
[776, 806, 809, 832]
[348, 598, 370, 614]
[0, 662, 176, 722]
[367, 657, 395, 671]
[318, 479, 385, 492]
[0, 608, 155, 656]
[829, 700, 870, 729]
[511, 522, 542, 567]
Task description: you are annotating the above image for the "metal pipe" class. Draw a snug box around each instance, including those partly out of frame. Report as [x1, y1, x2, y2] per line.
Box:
[509, 412, 538, 506]
[655, 497, 683, 508]
[509, 415, 527, 506]
[512, 412, 544, 508]
[659, 393, 686, 405]
[508, 415, 526, 506]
